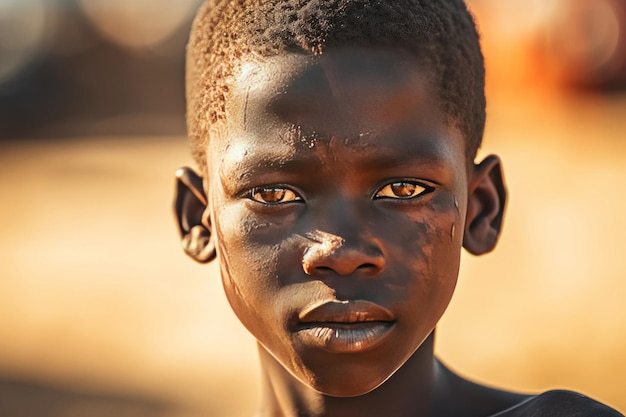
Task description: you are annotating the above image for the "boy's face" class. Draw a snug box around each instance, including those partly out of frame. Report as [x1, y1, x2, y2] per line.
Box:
[191, 47, 501, 397]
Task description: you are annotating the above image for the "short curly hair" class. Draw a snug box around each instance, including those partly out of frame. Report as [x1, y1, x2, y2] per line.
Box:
[186, 0, 485, 171]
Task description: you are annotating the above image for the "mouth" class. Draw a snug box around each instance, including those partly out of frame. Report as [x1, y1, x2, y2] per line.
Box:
[295, 300, 395, 354]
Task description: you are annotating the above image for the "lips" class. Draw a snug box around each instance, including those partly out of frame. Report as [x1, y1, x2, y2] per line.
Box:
[296, 300, 395, 354]
[299, 299, 395, 323]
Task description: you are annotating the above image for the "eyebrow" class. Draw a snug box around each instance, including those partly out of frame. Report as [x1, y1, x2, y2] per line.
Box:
[219, 147, 324, 188]
[218, 131, 456, 190]
[221, 150, 451, 194]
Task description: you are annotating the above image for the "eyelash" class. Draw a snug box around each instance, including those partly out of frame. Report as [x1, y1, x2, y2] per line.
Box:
[245, 179, 434, 205]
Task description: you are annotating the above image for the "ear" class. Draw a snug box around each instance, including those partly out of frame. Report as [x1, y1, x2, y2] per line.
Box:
[174, 167, 216, 263]
[463, 155, 507, 255]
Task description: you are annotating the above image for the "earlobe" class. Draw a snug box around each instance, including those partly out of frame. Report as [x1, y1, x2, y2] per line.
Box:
[174, 167, 216, 263]
[462, 155, 507, 255]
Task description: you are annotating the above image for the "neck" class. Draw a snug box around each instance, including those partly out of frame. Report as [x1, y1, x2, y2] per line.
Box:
[257, 333, 439, 417]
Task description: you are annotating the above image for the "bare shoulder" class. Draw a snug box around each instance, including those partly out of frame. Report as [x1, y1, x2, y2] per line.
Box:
[492, 390, 623, 417]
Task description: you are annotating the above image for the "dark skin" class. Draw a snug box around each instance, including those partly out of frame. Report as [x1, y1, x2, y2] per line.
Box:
[175, 47, 622, 417]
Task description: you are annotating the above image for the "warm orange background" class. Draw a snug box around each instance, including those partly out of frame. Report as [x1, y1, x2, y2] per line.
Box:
[1, 1, 624, 415]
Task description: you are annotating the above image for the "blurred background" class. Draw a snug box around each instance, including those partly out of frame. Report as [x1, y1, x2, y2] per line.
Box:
[1, 0, 625, 415]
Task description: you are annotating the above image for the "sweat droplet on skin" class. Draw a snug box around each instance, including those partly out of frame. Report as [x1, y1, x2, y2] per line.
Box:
[450, 223, 455, 241]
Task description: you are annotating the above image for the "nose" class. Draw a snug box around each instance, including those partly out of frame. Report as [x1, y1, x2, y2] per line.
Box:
[302, 230, 386, 276]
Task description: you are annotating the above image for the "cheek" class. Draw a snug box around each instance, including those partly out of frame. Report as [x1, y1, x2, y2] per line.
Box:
[212, 205, 275, 317]
[394, 193, 461, 268]
[423, 194, 463, 300]
[215, 202, 289, 263]
[212, 202, 304, 323]
[427, 192, 464, 273]
[386, 193, 462, 316]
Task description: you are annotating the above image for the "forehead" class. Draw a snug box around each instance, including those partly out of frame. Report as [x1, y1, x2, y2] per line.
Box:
[230, 48, 439, 132]
[207, 47, 464, 177]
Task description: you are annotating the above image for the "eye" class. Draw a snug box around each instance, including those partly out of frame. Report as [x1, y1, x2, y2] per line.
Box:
[375, 181, 430, 199]
[248, 186, 302, 204]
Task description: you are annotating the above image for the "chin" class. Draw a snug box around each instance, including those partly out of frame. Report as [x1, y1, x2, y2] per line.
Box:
[300, 359, 397, 398]
[311, 379, 384, 398]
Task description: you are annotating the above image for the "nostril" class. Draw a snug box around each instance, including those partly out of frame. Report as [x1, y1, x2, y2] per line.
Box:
[304, 259, 384, 276]
[309, 263, 377, 275]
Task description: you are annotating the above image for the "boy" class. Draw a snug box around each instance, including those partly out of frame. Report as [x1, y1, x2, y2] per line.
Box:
[174, 0, 622, 415]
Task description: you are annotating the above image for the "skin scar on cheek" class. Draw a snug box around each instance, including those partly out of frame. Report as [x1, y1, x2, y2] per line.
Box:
[451, 198, 459, 240]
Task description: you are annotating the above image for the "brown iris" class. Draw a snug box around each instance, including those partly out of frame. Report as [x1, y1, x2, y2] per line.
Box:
[375, 181, 427, 199]
[250, 187, 301, 204]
